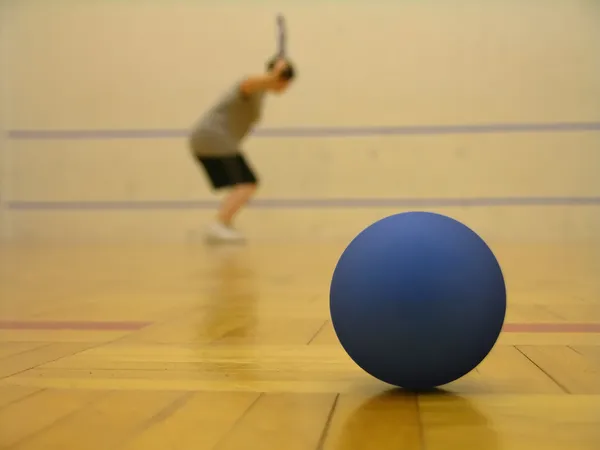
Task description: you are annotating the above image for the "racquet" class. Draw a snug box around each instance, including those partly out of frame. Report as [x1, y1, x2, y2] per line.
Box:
[276, 14, 287, 58]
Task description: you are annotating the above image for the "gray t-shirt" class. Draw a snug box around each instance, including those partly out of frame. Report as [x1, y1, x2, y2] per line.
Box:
[189, 80, 265, 156]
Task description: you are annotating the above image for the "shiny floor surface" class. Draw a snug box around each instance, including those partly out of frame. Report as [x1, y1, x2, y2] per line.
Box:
[0, 243, 599, 449]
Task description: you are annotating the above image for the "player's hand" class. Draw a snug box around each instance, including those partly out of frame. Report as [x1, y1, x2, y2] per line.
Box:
[270, 58, 289, 79]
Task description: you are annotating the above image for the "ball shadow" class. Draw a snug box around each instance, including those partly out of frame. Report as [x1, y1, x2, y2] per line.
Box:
[329, 387, 499, 450]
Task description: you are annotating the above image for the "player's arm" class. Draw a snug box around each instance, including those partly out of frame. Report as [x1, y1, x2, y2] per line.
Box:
[239, 59, 288, 96]
[239, 74, 279, 96]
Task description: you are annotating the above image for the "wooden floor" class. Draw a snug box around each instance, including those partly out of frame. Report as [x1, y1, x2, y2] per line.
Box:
[0, 242, 599, 449]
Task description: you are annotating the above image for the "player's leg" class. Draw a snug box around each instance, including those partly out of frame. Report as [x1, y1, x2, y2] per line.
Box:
[214, 153, 258, 235]
[217, 181, 257, 226]
[194, 153, 258, 242]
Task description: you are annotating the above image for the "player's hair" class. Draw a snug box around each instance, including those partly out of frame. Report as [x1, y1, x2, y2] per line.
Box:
[266, 56, 296, 81]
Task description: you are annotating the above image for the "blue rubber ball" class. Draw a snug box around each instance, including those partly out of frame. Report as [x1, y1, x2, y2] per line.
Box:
[329, 211, 506, 390]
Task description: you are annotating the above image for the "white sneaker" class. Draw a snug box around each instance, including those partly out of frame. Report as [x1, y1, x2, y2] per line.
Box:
[204, 221, 246, 244]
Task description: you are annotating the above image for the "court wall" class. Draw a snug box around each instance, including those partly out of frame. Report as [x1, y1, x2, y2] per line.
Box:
[3, 0, 600, 243]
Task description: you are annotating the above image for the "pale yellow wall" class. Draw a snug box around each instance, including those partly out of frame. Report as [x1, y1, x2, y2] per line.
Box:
[3, 0, 600, 243]
[0, 0, 11, 240]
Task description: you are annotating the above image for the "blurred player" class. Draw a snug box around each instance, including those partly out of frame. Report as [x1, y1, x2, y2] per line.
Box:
[188, 58, 296, 243]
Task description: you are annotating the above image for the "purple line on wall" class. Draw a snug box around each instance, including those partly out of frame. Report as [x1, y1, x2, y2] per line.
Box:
[6, 196, 600, 211]
[6, 121, 600, 140]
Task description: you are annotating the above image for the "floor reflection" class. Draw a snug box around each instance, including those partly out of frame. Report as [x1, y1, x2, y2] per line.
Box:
[200, 246, 259, 343]
[327, 388, 499, 450]
[196, 247, 261, 384]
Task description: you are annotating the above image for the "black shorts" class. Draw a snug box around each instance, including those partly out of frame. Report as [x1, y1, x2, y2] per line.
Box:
[193, 153, 258, 190]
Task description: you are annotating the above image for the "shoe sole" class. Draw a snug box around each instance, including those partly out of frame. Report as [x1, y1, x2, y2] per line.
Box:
[204, 235, 246, 245]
